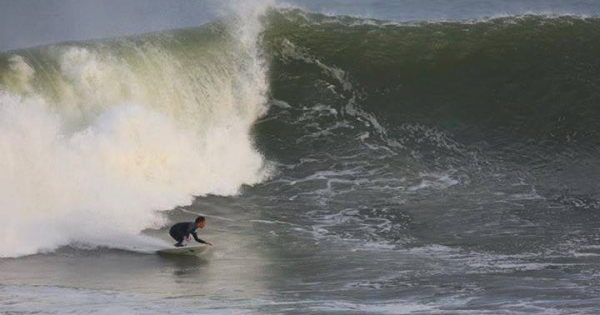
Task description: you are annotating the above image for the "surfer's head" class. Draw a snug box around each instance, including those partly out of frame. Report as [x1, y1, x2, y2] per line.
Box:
[195, 216, 206, 229]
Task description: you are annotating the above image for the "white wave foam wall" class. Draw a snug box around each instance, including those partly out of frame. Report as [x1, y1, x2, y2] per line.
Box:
[0, 0, 273, 257]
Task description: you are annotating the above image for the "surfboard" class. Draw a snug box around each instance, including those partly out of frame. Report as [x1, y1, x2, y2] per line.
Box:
[156, 245, 210, 256]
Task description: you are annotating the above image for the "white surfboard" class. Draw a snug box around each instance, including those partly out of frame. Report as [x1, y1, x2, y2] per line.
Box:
[156, 245, 210, 256]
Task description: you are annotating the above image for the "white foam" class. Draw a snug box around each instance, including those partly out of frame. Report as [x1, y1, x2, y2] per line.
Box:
[408, 172, 459, 192]
[309, 300, 433, 314]
[2, 55, 35, 94]
[0, 1, 273, 258]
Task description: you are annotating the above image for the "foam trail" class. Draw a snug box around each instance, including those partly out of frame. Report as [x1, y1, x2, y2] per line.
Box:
[0, 1, 273, 258]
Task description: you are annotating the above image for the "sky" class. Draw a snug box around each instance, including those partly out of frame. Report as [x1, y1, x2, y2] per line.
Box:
[1, 0, 600, 52]
[0, 0, 218, 52]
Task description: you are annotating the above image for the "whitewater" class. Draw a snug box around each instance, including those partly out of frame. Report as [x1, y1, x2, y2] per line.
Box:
[0, 2, 271, 257]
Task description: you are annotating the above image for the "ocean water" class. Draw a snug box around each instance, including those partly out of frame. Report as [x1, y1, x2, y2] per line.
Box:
[2, 1, 600, 314]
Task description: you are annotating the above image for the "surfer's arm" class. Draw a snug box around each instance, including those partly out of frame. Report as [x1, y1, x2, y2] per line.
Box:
[191, 232, 212, 245]
[191, 232, 206, 243]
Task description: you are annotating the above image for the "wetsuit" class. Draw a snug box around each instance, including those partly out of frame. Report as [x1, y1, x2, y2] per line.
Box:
[169, 222, 207, 247]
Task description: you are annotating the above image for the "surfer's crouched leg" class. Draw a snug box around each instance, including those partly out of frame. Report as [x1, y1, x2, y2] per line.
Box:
[170, 229, 185, 247]
[173, 237, 185, 247]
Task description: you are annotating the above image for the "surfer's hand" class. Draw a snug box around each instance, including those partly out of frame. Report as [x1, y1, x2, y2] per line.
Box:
[206, 242, 213, 246]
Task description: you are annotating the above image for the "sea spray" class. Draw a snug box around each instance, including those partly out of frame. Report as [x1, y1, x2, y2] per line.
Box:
[0, 2, 272, 257]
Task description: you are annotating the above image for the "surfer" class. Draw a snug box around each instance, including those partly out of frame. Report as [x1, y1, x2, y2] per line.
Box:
[169, 216, 213, 247]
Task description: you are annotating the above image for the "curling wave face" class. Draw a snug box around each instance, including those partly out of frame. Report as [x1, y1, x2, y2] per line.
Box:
[263, 10, 600, 148]
[251, 9, 600, 251]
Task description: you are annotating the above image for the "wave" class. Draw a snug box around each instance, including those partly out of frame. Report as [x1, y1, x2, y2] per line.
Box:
[0, 3, 272, 257]
[263, 9, 600, 151]
[251, 9, 600, 248]
[3, 6, 600, 257]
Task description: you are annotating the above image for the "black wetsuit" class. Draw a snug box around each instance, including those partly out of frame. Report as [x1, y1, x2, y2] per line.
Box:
[169, 222, 206, 247]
